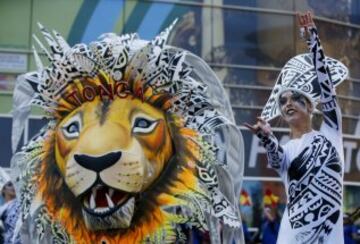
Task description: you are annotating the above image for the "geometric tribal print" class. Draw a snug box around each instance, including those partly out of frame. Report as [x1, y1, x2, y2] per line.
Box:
[287, 135, 342, 243]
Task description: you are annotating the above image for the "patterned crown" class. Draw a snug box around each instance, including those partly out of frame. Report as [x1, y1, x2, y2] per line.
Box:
[13, 21, 235, 150]
[261, 53, 348, 121]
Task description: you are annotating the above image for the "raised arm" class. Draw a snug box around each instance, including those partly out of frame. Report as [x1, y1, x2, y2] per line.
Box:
[298, 12, 342, 133]
[244, 118, 285, 171]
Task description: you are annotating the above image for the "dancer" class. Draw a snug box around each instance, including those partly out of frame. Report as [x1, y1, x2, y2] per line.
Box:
[245, 12, 347, 243]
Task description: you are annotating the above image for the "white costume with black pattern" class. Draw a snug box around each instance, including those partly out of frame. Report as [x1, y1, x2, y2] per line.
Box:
[259, 27, 344, 244]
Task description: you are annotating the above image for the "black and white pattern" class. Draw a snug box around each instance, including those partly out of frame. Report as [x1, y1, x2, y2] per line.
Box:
[256, 131, 284, 170]
[307, 27, 342, 132]
[286, 135, 342, 243]
[25, 21, 227, 137]
[196, 142, 240, 227]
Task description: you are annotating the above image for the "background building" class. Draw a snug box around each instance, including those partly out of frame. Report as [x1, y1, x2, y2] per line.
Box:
[1, 0, 360, 235]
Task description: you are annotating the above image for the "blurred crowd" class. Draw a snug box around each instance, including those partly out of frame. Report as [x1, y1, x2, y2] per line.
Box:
[240, 189, 360, 244]
[0, 170, 358, 244]
[0, 168, 20, 244]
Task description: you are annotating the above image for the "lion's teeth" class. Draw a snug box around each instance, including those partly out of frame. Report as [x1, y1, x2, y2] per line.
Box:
[84, 199, 89, 208]
[94, 207, 108, 213]
[109, 189, 114, 197]
[106, 193, 114, 208]
[90, 193, 96, 209]
[92, 187, 97, 199]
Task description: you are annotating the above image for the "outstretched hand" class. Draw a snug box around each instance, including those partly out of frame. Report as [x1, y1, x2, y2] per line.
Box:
[297, 11, 316, 39]
[243, 117, 272, 136]
[297, 11, 315, 28]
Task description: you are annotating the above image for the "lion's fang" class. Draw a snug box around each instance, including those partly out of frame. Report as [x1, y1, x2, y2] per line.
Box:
[90, 193, 96, 209]
[92, 187, 97, 199]
[109, 189, 114, 197]
[106, 193, 114, 208]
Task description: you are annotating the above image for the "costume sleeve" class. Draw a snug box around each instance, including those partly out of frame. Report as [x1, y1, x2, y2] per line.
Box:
[306, 26, 342, 134]
[256, 131, 285, 171]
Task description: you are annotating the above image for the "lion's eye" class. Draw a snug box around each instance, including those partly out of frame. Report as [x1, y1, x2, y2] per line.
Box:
[62, 114, 82, 139]
[132, 117, 158, 134]
[66, 122, 79, 134]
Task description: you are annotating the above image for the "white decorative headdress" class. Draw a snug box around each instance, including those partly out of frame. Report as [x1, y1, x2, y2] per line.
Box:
[261, 53, 348, 121]
[0, 167, 11, 191]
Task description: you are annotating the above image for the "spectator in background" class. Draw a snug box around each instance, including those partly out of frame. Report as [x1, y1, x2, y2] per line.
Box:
[240, 189, 253, 243]
[343, 213, 357, 244]
[261, 189, 280, 244]
[0, 168, 21, 244]
[240, 215, 252, 243]
[262, 206, 281, 244]
[343, 211, 360, 244]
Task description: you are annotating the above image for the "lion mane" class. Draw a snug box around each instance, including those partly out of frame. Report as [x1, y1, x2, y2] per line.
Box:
[35, 72, 206, 243]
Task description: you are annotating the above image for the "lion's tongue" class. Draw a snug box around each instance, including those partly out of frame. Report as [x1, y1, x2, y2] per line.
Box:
[95, 188, 108, 207]
[92, 187, 126, 208]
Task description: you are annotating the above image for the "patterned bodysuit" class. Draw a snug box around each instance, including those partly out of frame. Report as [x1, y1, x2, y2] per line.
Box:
[258, 27, 344, 244]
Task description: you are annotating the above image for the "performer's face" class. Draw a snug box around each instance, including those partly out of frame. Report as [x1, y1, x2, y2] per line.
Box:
[278, 90, 312, 124]
[2, 182, 15, 200]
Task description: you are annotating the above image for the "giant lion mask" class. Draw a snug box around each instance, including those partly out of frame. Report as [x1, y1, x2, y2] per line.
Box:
[11, 22, 245, 243]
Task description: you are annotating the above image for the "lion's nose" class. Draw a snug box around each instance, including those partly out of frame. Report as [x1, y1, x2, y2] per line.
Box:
[74, 151, 122, 172]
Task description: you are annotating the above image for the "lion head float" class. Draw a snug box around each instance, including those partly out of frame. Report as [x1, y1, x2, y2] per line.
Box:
[11, 22, 245, 243]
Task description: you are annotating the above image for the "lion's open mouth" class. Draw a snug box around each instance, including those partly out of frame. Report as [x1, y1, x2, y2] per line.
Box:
[82, 184, 130, 216]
